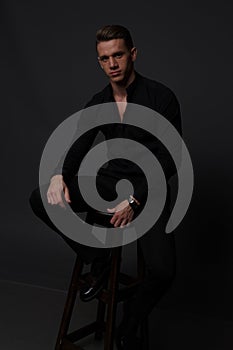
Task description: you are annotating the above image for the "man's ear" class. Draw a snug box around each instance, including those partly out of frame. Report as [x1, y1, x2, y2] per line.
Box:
[131, 47, 137, 62]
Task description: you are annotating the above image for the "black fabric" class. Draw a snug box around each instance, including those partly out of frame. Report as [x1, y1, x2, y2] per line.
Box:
[29, 71, 180, 330]
[29, 173, 176, 324]
[54, 71, 182, 204]
[29, 172, 147, 262]
[29, 176, 113, 264]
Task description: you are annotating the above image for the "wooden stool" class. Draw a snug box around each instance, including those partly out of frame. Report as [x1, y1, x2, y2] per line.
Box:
[55, 210, 149, 350]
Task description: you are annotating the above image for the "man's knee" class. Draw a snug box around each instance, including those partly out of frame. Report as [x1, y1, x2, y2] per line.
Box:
[29, 187, 44, 217]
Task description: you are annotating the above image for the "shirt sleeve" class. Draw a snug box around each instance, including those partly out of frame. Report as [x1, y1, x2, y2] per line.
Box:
[53, 99, 100, 185]
[133, 90, 182, 205]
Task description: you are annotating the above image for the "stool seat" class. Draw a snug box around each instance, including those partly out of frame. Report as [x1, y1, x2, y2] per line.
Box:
[55, 209, 149, 350]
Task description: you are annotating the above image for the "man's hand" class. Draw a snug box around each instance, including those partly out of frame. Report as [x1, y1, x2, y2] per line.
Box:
[107, 200, 134, 228]
[47, 175, 71, 208]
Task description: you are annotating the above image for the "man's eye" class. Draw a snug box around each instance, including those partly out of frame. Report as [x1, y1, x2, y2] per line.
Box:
[99, 57, 108, 62]
[115, 54, 122, 58]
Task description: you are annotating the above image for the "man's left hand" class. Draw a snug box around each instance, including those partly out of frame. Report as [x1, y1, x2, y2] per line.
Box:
[107, 200, 134, 228]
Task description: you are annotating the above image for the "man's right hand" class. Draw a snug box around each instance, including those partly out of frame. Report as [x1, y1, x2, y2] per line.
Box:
[47, 175, 71, 208]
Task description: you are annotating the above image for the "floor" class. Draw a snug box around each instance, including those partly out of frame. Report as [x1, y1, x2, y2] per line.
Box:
[0, 279, 232, 350]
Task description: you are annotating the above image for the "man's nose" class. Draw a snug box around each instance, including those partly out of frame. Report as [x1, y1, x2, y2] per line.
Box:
[109, 56, 118, 69]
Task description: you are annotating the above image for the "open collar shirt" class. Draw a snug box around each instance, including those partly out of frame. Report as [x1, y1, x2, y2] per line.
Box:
[55, 71, 182, 204]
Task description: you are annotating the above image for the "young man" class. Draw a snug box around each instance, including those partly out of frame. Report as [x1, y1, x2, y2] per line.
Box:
[30, 25, 182, 349]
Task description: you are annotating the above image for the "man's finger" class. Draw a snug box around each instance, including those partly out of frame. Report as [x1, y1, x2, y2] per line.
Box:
[64, 186, 71, 203]
[114, 217, 123, 227]
[53, 191, 63, 205]
[49, 193, 56, 205]
[120, 219, 127, 228]
[110, 213, 118, 225]
[47, 193, 51, 204]
[58, 201, 66, 208]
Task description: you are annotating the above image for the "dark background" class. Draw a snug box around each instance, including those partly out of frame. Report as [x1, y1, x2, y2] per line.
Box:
[1, 0, 232, 347]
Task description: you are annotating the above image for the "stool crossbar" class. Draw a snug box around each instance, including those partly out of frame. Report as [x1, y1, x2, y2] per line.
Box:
[55, 210, 149, 350]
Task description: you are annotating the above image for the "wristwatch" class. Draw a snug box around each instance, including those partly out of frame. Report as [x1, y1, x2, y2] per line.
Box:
[128, 196, 139, 212]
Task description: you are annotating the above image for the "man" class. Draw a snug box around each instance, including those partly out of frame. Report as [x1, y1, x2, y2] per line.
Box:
[30, 25, 182, 349]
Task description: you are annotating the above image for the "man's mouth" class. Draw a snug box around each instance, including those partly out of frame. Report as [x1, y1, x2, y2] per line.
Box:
[110, 71, 121, 76]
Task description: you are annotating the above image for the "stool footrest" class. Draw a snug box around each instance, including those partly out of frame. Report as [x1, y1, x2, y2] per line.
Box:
[55, 239, 148, 350]
[60, 338, 84, 350]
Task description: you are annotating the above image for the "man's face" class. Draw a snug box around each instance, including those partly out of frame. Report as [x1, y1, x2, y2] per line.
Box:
[97, 38, 137, 84]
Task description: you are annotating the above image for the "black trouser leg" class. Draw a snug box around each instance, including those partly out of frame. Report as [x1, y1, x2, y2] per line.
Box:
[29, 176, 111, 264]
[124, 195, 176, 327]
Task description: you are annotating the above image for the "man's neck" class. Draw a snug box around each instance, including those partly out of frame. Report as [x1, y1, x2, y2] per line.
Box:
[110, 70, 136, 99]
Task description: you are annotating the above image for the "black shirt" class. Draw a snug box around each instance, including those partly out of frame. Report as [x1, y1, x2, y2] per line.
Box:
[55, 71, 182, 204]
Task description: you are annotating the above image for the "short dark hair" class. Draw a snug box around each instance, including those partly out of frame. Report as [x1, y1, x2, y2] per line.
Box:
[96, 25, 134, 51]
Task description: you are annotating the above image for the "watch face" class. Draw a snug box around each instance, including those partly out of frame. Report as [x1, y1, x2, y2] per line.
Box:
[129, 198, 134, 204]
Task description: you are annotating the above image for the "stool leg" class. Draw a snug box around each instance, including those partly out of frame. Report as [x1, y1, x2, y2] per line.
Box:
[104, 247, 122, 350]
[141, 317, 149, 350]
[95, 298, 106, 340]
[55, 255, 83, 350]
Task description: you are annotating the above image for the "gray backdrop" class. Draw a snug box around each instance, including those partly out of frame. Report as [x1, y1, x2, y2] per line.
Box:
[1, 0, 232, 322]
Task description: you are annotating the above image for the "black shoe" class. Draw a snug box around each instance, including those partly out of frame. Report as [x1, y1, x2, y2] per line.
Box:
[115, 332, 142, 350]
[79, 257, 111, 302]
[115, 317, 142, 350]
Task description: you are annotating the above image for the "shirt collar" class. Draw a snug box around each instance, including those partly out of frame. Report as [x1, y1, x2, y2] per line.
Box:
[104, 71, 141, 102]
[126, 70, 140, 98]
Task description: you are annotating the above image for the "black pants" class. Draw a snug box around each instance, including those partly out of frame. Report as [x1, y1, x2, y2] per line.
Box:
[29, 175, 176, 324]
